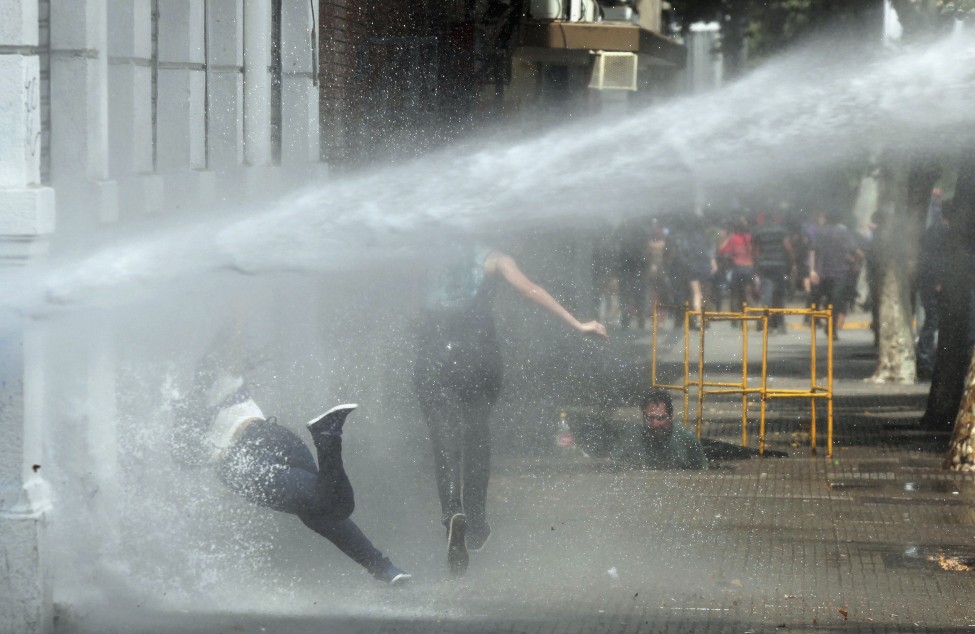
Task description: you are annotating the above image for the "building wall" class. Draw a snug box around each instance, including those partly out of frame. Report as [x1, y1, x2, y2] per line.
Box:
[0, 1, 328, 631]
[318, 0, 370, 163]
[319, 0, 476, 165]
[0, 0, 57, 628]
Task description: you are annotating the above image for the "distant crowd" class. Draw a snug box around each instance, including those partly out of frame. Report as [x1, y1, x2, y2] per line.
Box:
[591, 209, 871, 339]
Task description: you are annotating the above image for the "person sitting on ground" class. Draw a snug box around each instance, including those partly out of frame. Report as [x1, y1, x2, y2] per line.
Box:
[611, 389, 707, 470]
[171, 351, 411, 586]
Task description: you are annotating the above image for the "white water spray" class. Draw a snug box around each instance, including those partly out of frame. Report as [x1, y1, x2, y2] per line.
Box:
[19, 32, 975, 628]
[5, 33, 975, 320]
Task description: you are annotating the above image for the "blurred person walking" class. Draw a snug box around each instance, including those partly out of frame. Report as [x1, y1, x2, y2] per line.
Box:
[808, 212, 863, 337]
[645, 222, 671, 320]
[669, 216, 717, 330]
[718, 216, 756, 315]
[752, 213, 795, 333]
[617, 218, 649, 329]
[916, 201, 951, 379]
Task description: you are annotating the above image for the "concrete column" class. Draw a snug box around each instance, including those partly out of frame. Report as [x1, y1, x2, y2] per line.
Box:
[0, 329, 53, 634]
[0, 0, 57, 631]
[243, 0, 271, 166]
[206, 0, 244, 170]
[280, 0, 320, 166]
[49, 0, 118, 225]
[107, 0, 163, 217]
[156, 0, 206, 172]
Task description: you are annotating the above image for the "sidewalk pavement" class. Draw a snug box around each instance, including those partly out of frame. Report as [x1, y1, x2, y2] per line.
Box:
[57, 310, 975, 634]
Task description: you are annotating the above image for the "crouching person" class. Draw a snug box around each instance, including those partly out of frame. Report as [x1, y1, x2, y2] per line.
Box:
[612, 389, 707, 470]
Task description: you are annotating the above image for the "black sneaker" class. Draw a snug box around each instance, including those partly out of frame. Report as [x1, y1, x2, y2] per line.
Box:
[467, 521, 491, 552]
[306, 403, 357, 437]
[446, 513, 468, 576]
[374, 564, 412, 586]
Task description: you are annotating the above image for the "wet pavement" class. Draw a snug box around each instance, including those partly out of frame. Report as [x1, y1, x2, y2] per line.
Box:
[56, 311, 975, 634]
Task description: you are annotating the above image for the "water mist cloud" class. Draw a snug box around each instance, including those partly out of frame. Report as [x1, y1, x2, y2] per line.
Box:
[10, 32, 975, 318]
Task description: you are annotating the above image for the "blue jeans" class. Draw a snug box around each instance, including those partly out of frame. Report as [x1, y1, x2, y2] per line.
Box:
[217, 420, 390, 576]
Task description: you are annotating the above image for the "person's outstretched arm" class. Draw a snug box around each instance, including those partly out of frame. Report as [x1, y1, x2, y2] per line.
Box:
[486, 251, 608, 338]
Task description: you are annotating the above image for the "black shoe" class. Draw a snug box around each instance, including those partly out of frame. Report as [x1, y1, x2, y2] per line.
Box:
[467, 521, 491, 552]
[306, 403, 357, 437]
[374, 563, 412, 586]
[447, 513, 468, 576]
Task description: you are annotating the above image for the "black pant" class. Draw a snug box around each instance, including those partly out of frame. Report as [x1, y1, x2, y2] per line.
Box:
[619, 265, 646, 328]
[217, 420, 390, 575]
[414, 325, 502, 529]
[917, 287, 940, 374]
[729, 265, 755, 313]
[757, 266, 789, 328]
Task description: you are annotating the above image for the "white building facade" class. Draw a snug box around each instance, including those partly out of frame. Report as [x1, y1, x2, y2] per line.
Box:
[0, 1, 325, 631]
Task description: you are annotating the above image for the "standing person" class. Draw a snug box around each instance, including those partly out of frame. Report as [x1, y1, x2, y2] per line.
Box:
[645, 222, 670, 319]
[171, 354, 411, 586]
[802, 212, 828, 320]
[808, 212, 863, 337]
[592, 225, 621, 325]
[718, 216, 755, 315]
[916, 202, 951, 379]
[858, 212, 882, 346]
[413, 238, 607, 576]
[669, 216, 717, 330]
[751, 213, 795, 333]
[617, 219, 649, 329]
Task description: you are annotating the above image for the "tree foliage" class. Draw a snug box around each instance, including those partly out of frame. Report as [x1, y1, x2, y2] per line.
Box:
[669, 0, 972, 64]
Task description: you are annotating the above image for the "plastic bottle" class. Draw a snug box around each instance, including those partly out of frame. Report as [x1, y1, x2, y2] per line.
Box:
[556, 411, 575, 450]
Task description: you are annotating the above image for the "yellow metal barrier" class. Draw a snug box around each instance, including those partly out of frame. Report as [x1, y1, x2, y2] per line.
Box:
[650, 301, 835, 457]
[650, 301, 692, 428]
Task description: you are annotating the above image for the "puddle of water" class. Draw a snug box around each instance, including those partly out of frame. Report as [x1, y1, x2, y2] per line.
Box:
[858, 495, 967, 507]
[855, 462, 903, 473]
[875, 544, 975, 571]
[828, 481, 883, 490]
[902, 480, 960, 494]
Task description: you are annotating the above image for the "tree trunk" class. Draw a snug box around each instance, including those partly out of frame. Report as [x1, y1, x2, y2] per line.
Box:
[921, 232, 975, 431]
[869, 153, 935, 383]
[945, 351, 975, 470]
[927, 147, 975, 434]
[870, 260, 916, 383]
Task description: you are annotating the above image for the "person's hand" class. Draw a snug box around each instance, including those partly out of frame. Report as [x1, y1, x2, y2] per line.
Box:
[577, 321, 608, 339]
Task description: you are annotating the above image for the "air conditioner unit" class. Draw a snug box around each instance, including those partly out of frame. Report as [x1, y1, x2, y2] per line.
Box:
[588, 51, 638, 91]
[569, 0, 598, 22]
[529, 0, 598, 21]
[529, 0, 563, 19]
[600, 5, 635, 22]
